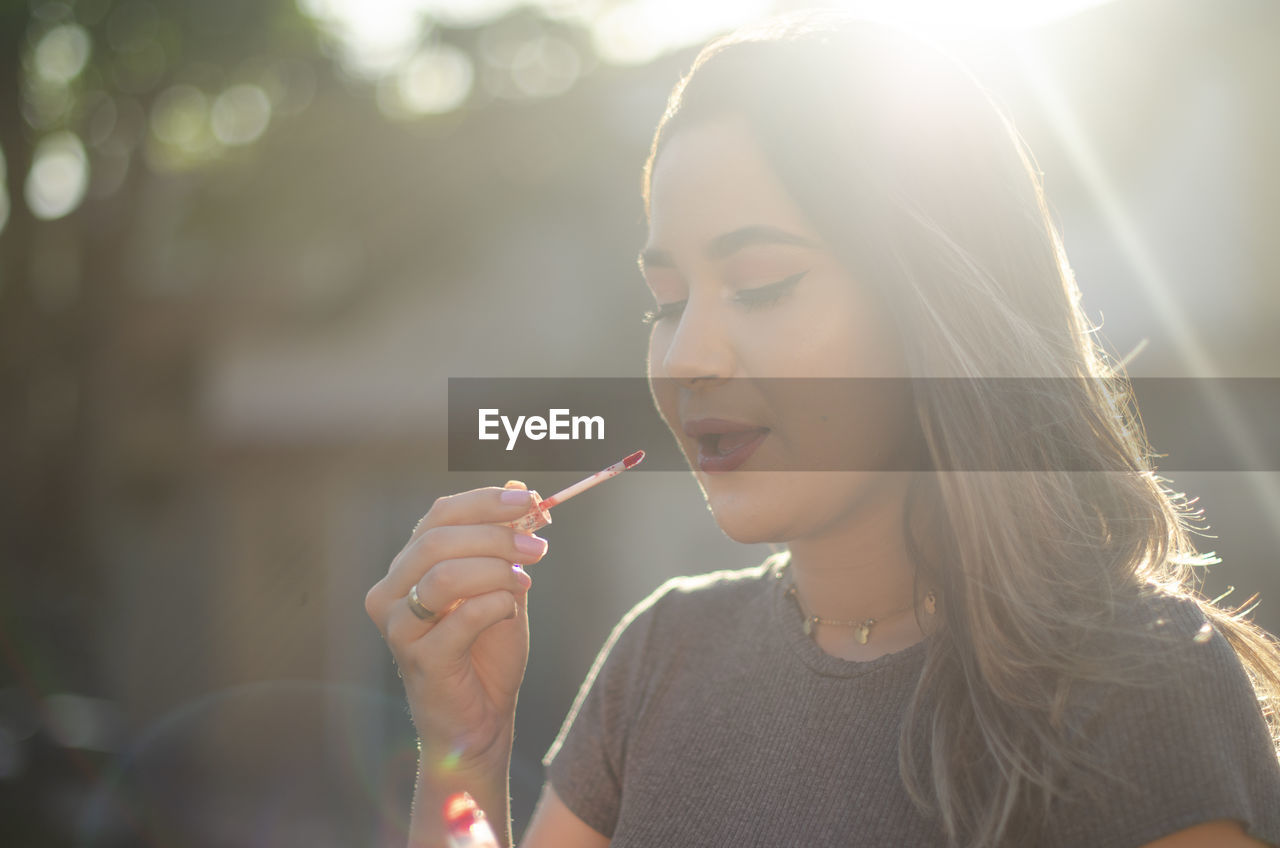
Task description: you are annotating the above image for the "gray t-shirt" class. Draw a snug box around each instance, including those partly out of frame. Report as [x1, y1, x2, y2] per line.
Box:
[542, 552, 1280, 846]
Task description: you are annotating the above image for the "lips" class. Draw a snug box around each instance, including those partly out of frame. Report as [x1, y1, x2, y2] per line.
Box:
[682, 418, 770, 473]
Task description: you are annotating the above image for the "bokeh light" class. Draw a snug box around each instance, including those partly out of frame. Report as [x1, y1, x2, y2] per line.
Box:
[24, 131, 89, 220]
[419, 0, 528, 28]
[592, 0, 771, 66]
[149, 83, 209, 148]
[210, 84, 272, 146]
[509, 35, 581, 98]
[298, 0, 1129, 91]
[379, 43, 474, 117]
[33, 23, 92, 84]
[261, 59, 319, 117]
[300, 0, 428, 79]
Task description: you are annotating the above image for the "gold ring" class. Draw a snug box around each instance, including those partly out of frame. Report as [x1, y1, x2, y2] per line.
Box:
[407, 583, 438, 622]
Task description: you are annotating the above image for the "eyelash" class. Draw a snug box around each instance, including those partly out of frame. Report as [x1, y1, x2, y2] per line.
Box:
[641, 272, 808, 325]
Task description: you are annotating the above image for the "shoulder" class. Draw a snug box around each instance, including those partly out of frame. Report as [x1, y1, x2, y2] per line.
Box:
[587, 550, 787, 684]
[1080, 589, 1270, 744]
[1046, 589, 1280, 848]
[620, 549, 786, 631]
[1111, 590, 1261, 697]
[541, 552, 787, 771]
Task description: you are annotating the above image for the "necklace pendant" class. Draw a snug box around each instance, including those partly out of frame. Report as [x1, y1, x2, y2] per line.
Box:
[855, 623, 871, 644]
[803, 617, 814, 637]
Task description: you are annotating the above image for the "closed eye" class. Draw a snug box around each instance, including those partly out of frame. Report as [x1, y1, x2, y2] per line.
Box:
[641, 271, 808, 325]
[733, 271, 807, 309]
[641, 299, 686, 325]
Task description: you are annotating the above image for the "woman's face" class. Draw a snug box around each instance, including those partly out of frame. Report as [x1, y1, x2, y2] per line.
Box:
[643, 114, 919, 544]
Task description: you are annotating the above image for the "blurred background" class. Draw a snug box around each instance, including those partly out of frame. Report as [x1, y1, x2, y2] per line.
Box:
[0, 0, 1276, 844]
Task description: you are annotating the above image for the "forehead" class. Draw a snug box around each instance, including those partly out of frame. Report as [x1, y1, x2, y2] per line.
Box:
[646, 115, 819, 253]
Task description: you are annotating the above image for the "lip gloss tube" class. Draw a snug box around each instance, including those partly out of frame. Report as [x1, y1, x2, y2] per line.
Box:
[503, 490, 553, 533]
[501, 450, 644, 533]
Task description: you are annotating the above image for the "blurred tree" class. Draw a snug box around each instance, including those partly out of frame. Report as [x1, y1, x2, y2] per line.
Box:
[0, 1, 336, 843]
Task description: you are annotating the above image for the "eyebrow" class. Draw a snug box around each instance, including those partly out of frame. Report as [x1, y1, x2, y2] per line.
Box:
[638, 225, 822, 272]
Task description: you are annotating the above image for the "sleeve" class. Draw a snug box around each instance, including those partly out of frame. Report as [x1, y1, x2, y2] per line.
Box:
[1045, 599, 1280, 848]
[540, 580, 672, 838]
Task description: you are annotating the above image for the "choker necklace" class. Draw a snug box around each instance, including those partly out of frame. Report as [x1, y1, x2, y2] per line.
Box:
[785, 578, 937, 644]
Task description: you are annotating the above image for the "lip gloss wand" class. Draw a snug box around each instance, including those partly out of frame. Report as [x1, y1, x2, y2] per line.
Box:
[503, 449, 645, 532]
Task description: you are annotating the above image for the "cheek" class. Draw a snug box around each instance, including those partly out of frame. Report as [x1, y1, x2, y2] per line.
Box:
[788, 282, 905, 379]
[728, 279, 891, 380]
[834, 284, 908, 378]
[647, 328, 679, 428]
[646, 325, 674, 384]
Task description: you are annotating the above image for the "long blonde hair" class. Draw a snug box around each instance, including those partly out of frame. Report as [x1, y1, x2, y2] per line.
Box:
[642, 12, 1280, 846]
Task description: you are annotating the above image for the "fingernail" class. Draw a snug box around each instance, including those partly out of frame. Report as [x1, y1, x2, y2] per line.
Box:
[511, 564, 532, 588]
[501, 489, 531, 505]
[513, 533, 548, 556]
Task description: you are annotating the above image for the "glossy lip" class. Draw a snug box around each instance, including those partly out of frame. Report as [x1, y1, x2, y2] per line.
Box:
[682, 417, 771, 473]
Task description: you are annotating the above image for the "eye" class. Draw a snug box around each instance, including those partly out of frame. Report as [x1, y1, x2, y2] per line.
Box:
[641, 299, 686, 325]
[640, 272, 807, 325]
[733, 271, 807, 310]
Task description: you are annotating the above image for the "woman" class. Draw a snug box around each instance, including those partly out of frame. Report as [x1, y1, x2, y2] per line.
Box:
[364, 12, 1280, 847]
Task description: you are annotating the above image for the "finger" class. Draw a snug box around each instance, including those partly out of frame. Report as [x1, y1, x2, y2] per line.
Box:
[513, 566, 530, 616]
[383, 587, 451, 653]
[369, 525, 543, 631]
[414, 557, 533, 617]
[425, 589, 522, 665]
[503, 480, 528, 490]
[410, 486, 538, 542]
[382, 561, 531, 662]
[388, 524, 548, 593]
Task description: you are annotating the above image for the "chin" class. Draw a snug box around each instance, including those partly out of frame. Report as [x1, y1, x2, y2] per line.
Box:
[697, 469, 884, 546]
[700, 483, 797, 545]
[710, 511, 785, 545]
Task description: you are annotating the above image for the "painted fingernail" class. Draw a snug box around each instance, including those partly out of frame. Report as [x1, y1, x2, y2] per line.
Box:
[511, 564, 532, 588]
[500, 489, 531, 505]
[513, 533, 548, 556]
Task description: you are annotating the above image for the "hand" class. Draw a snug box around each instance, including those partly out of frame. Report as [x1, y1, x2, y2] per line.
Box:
[365, 481, 547, 775]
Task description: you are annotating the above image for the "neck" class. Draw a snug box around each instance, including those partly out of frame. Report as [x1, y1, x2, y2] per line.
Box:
[786, 471, 923, 626]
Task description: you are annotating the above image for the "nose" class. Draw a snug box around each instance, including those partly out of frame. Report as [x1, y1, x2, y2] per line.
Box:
[660, 290, 734, 388]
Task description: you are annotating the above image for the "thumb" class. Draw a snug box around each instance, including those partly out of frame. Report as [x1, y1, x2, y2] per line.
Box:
[503, 480, 528, 490]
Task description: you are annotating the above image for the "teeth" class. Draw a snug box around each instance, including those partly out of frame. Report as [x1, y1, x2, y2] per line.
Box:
[715, 429, 764, 454]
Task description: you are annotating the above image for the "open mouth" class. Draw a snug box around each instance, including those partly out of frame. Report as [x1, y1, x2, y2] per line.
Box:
[698, 429, 768, 457]
[694, 427, 770, 472]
